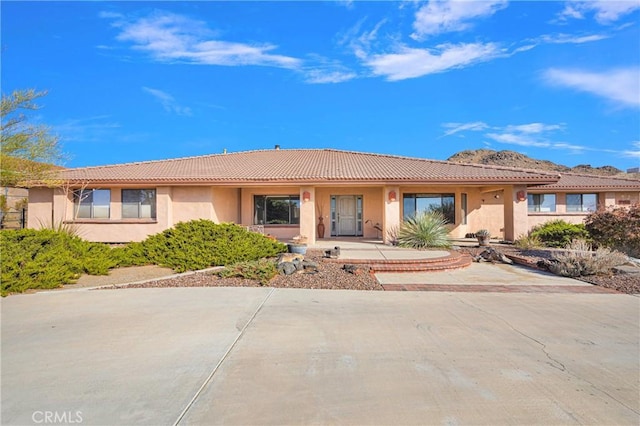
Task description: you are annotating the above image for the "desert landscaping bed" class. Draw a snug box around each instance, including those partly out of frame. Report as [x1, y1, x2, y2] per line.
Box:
[102, 247, 639, 294]
[107, 250, 383, 291]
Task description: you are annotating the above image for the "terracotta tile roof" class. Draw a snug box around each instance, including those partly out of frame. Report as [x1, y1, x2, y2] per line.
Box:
[529, 172, 640, 191]
[57, 149, 561, 186]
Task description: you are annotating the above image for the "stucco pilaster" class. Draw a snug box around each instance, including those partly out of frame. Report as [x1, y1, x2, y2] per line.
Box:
[383, 186, 400, 244]
[158, 187, 172, 229]
[300, 186, 316, 244]
[503, 185, 528, 242]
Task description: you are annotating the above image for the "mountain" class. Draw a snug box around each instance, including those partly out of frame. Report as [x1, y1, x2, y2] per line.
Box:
[447, 149, 636, 177]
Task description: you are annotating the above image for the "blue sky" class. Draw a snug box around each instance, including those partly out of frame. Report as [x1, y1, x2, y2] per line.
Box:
[2, 1, 639, 169]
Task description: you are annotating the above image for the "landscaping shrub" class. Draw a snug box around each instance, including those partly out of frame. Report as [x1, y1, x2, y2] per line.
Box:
[514, 233, 542, 249]
[547, 239, 628, 278]
[216, 259, 279, 285]
[1, 229, 117, 296]
[135, 220, 287, 272]
[397, 212, 451, 249]
[585, 204, 640, 258]
[529, 220, 590, 248]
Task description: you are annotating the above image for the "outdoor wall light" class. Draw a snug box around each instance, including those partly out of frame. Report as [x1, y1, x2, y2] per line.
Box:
[516, 190, 526, 202]
[303, 191, 311, 202]
[388, 190, 397, 202]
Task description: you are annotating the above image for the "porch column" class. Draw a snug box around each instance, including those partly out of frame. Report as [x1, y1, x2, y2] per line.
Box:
[383, 186, 400, 244]
[503, 185, 528, 242]
[300, 186, 316, 244]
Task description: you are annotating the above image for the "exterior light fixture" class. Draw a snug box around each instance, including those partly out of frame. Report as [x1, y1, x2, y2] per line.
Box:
[303, 191, 311, 202]
[388, 190, 397, 202]
[516, 191, 526, 202]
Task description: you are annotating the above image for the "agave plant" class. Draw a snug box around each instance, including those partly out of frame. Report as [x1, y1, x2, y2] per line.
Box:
[397, 211, 451, 249]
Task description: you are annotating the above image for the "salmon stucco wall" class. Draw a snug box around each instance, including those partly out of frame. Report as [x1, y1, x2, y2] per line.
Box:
[27, 187, 54, 229]
[211, 187, 240, 223]
[171, 186, 213, 224]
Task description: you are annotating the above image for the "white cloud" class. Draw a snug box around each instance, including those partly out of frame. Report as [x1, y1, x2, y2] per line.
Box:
[558, 1, 640, 24]
[106, 10, 301, 69]
[544, 67, 640, 108]
[625, 141, 640, 159]
[538, 33, 609, 44]
[443, 121, 581, 150]
[441, 121, 489, 137]
[142, 87, 192, 116]
[366, 42, 502, 81]
[485, 132, 552, 148]
[487, 122, 579, 149]
[54, 115, 121, 143]
[504, 123, 564, 134]
[304, 70, 357, 84]
[412, 0, 508, 39]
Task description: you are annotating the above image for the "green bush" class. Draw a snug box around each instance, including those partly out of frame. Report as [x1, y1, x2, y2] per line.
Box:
[529, 220, 590, 248]
[1, 229, 117, 296]
[397, 212, 451, 249]
[585, 204, 640, 258]
[216, 259, 279, 285]
[1, 220, 286, 296]
[135, 220, 287, 272]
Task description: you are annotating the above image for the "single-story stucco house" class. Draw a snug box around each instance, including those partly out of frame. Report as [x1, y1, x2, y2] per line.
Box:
[27, 148, 640, 244]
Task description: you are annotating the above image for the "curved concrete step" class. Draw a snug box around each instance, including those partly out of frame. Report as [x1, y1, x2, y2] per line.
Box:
[325, 251, 473, 273]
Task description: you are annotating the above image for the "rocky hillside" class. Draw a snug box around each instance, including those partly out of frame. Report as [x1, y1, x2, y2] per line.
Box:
[447, 149, 636, 177]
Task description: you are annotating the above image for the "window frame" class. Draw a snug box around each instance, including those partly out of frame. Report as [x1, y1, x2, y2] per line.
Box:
[253, 195, 300, 225]
[121, 189, 157, 219]
[73, 189, 111, 219]
[403, 193, 456, 224]
[566, 193, 597, 213]
[527, 193, 557, 213]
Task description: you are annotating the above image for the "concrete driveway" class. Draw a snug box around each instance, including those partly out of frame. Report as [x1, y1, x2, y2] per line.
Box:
[2, 287, 638, 425]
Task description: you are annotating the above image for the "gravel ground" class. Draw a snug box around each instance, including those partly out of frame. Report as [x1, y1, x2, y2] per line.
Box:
[112, 250, 383, 291]
[461, 246, 640, 295]
[101, 247, 639, 295]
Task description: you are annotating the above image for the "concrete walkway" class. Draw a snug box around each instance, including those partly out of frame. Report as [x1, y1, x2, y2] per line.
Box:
[311, 238, 450, 260]
[2, 287, 638, 425]
[312, 239, 603, 292]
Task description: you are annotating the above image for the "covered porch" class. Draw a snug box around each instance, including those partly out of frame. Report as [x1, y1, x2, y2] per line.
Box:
[289, 184, 530, 245]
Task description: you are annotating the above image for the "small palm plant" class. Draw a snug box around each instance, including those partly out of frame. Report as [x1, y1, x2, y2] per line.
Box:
[397, 211, 451, 249]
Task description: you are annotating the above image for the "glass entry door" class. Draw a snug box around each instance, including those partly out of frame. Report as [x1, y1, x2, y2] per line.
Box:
[331, 195, 363, 236]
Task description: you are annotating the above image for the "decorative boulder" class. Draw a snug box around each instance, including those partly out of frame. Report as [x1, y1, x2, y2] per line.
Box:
[343, 264, 371, 275]
[473, 247, 513, 264]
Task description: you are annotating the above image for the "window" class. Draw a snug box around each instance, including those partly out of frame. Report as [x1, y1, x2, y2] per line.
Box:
[566, 193, 597, 212]
[122, 189, 156, 219]
[403, 193, 455, 224]
[527, 194, 556, 213]
[461, 193, 467, 225]
[74, 189, 110, 219]
[254, 195, 300, 225]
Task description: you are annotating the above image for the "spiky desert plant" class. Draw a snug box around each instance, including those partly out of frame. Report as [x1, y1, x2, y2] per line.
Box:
[397, 211, 451, 249]
[514, 233, 542, 249]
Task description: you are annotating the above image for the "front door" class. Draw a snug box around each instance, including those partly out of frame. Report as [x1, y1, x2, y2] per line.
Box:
[337, 196, 357, 236]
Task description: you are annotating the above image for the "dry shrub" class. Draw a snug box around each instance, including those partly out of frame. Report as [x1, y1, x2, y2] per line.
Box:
[548, 239, 628, 277]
